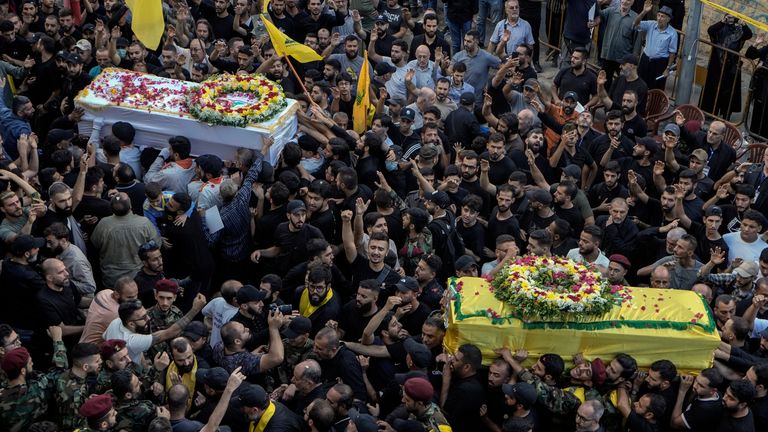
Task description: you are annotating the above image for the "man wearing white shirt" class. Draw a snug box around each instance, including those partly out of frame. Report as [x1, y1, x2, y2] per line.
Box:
[724, 210, 768, 264]
[202, 280, 242, 348]
[566, 224, 610, 271]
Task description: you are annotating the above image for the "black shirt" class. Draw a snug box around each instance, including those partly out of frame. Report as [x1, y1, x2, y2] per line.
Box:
[458, 221, 486, 257]
[609, 75, 649, 116]
[338, 300, 376, 343]
[398, 302, 431, 336]
[349, 254, 401, 296]
[553, 66, 598, 105]
[255, 205, 287, 248]
[555, 205, 585, 235]
[319, 344, 367, 401]
[623, 114, 648, 141]
[134, 269, 163, 308]
[443, 374, 485, 432]
[0, 259, 48, 329]
[626, 411, 659, 432]
[715, 411, 755, 432]
[37, 283, 82, 327]
[482, 154, 518, 185]
[210, 14, 235, 40]
[681, 396, 723, 432]
[486, 211, 523, 249]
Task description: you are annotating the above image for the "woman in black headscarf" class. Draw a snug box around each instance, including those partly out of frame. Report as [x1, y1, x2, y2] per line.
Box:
[746, 32, 768, 138]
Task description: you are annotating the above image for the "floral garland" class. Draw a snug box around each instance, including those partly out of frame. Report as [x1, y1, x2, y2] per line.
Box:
[489, 255, 627, 321]
[187, 74, 288, 127]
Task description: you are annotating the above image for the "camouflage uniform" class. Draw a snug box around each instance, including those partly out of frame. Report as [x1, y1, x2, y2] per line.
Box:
[0, 340, 69, 432]
[96, 363, 163, 395]
[275, 338, 319, 386]
[146, 305, 183, 359]
[399, 229, 433, 276]
[115, 398, 157, 432]
[409, 402, 451, 432]
[55, 369, 97, 430]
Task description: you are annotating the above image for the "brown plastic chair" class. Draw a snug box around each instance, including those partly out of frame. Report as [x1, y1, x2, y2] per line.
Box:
[644, 89, 670, 134]
[651, 104, 705, 132]
[721, 122, 743, 152]
[738, 142, 768, 163]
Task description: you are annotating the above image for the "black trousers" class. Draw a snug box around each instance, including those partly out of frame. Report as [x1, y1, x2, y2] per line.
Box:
[638, 54, 669, 90]
[521, 1, 543, 65]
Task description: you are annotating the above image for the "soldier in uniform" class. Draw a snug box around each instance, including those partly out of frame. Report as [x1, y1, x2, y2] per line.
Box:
[394, 376, 452, 431]
[75, 393, 120, 432]
[0, 326, 68, 432]
[112, 368, 158, 431]
[146, 279, 185, 360]
[275, 316, 318, 386]
[55, 342, 103, 430]
[96, 338, 170, 395]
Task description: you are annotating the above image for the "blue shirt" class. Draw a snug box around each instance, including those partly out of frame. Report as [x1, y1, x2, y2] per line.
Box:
[452, 48, 502, 97]
[638, 21, 678, 59]
[0, 87, 32, 160]
[489, 18, 535, 55]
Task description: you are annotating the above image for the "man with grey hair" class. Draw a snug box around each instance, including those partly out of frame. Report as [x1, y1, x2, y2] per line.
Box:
[275, 359, 327, 416]
[575, 399, 605, 432]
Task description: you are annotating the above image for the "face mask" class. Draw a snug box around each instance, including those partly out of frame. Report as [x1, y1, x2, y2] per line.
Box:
[117, 48, 127, 59]
[385, 160, 399, 172]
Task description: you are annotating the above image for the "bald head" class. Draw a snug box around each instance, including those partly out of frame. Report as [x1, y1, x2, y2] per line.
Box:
[650, 265, 670, 288]
[707, 121, 726, 146]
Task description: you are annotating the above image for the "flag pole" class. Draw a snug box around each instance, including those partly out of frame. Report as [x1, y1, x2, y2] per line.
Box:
[282, 55, 322, 110]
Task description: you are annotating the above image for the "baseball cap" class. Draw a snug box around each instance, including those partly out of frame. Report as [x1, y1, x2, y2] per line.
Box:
[635, 136, 659, 155]
[281, 316, 312, 339]
[663, 123, 680, 137]
[386, 96, 406, 106]
[182, 321, 208, 341]
[562, 164, 582, 179]
[455, 255, 478, 272]
[396, 277, 419, 292]
[238, 384, 269, 409]
[375, 62, 396, 76]
[66, 53, 83, 64]
[734, 261, 759, 278]
[563, 91, 579, 101]
[375, 15, 387, 23]
[403, 376, 434, 401]
[609, 254, 632, 270]
[527, 188, 553, 205]
[501, 382, 538, 407]
[419, 145, 438, 161]
[523, 78, 539, 90]
[621, 54, 639, 65]
[197, 367, 229, 391]
[426, 190, 450, 209]
[236, 285, 267, 304]
[349, 409, 378, 432]
[76, 39, 92, 52]
[690, 148, 708, 162]
[286, 199, 307, 214]
[10, 235, 45, 255]
[401, 107, 416, 121]
[403, 338, 432, 369]
[705, 206, 723, 218]
[460, 92, 475, 105]
[82, 23, 96, 33]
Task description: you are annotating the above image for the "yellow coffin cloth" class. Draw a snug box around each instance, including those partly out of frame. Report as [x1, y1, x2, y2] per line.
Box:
[443, 277, 720, 374]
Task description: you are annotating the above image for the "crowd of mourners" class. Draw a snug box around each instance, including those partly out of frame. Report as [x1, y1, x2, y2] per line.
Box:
[2, 0, 768, 431]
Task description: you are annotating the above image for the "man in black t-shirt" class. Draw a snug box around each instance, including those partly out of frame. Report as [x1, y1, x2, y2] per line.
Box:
[718, 380, 757, 432]
[338, 280, 380, 343]
[670, 368, 724, 432]
[342, 211, 401, 297]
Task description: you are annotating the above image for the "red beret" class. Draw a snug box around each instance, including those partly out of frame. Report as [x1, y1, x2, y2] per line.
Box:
[591, 358, 607, 386]
[609, 254, 631, 270]
[155, 279, 179, 294]
[403, 377, 434, 402]
[99, 339, 127, 360]
[1, 347, 30, 373]
[79, 393, 113, 419]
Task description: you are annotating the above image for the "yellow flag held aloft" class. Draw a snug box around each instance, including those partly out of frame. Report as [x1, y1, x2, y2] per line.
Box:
[353, 51, 371, 134]
[124, 0, 164, 50]
[260, 15, 323, 63]
[262, 0, 270, 14]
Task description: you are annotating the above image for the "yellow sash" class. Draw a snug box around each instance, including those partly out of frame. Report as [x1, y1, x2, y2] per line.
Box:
[299, 288, 333, 317]
[249, 401, 276, 432]
[565, 386, 587, 403]
[165, 356, 198, 410]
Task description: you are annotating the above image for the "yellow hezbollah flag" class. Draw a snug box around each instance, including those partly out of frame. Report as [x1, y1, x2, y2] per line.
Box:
[124, 0, 164, 50]
[353, 51, 371, 134]
[260, 15, 323, 63]
[262, 0, 270, 14]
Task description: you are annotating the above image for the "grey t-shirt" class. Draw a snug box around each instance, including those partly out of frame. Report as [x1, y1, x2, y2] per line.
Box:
[651, 256, 704, 290]
[0, 206, 29, 243]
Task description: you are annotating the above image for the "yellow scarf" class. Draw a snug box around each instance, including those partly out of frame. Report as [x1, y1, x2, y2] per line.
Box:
[249, 401, 276, 432]
[165, 356, 198, 410]
[299, 288, 333, 317]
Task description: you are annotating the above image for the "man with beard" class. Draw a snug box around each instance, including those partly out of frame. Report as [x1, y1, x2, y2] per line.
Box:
[294, 0, 345, 43]
[723, 210, 768, 264]
[275, 316, 316, 386]
[433, 78, 458, 119]
[133, 241, 166, 307]
[521, 188, 557, 235]
[267, 0, 295, 40]
[57, 8, 78, 39]
[553, 47, 598, 107]
[214, 312, 285, 377]
[80, 277, 138, 345]
[252, 200, 325, 276]
[55, 342, 102, 430]
[675, 118, 737, 183]
[671, 170, 705, 222]
[635, 359, 678, 429]
[567, 224, 611, 270]
[326, 35, 370, 83]
[588, 111, 635, 166]
[719, 380, 756, 432]
[409, 13, 450, 61]
[145, 279, 183, 358]
[645, 234, 703, 290]
[598, 55, 649, 117]
[284, 238, 346, 297]
[112, 368, 156, 430]
[0, 171, 44, 243]
[209, 0, 234, 40]
[453, 30, 502, 100]
[0, 235, 47, 341]
[439, 343, 486, 432]
[588, 161, 629, 218]
[305, 180, 338, 244]
[537, 91, 580, 155]
[458, 152, 490, 216]
[144, 136, 197, 194]
[369, 38, 409, 102]
[230, 284, 269, 350]
[43, 14, 59, 40]
[481, 133, 517, 186]
[313, 327, 367, 400]
[0, 77, 34, 160]
[162, 337, 200, 407]
[603, 137, 656, 192]
[96, 338, 169, 394]
[37, 258, 84, 349]
[368, 15, 395, 59]
[554, 180, 585, 235]
[596, 198, 637, 258]
[297, 264, 341, 337]
[342, 211, 401, 294]
[480, 358, 514, 431]
[745, 364, 768, 429]
[670, 368, 724, 431]
[710, 184, 755, 235]
[104, 294, 206, 364]
[338, 279, 380, 343]
[551, 122, 597, 179]
[575, 112, 602, 162]
[392, 276, 431, 335]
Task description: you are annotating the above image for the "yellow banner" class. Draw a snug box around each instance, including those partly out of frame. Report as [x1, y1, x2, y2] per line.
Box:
[444, 278, 720, 374]
[260, 14, 323, 63]
[701, 0, 768, 33]
[353, 51, 371, 134]
[125, 0, 164, 50]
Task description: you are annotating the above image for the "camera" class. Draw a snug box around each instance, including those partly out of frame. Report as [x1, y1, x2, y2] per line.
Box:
[269, 303, 292, 314]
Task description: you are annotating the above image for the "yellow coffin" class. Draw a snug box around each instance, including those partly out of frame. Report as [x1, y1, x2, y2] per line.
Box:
[444, 277, 720, 374]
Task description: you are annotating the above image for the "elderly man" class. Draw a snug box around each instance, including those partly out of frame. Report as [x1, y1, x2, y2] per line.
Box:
[488, 0, 534, 57]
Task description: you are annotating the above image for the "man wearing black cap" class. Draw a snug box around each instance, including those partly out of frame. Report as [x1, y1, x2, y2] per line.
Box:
[502, 382, 541, 429]
[445, 91, 480, 148]
[191, 366, 229, 423]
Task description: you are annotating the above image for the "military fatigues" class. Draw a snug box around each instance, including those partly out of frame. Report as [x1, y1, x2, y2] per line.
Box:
[115, 398, 157, 432]
[409, 402, 452, 432]
[275, 338, 319, 386]
[95, 363, 164, 395]
[146, 305, 183, 359]
[55, 369, 97, 430]
[0, 340, 69, 432]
